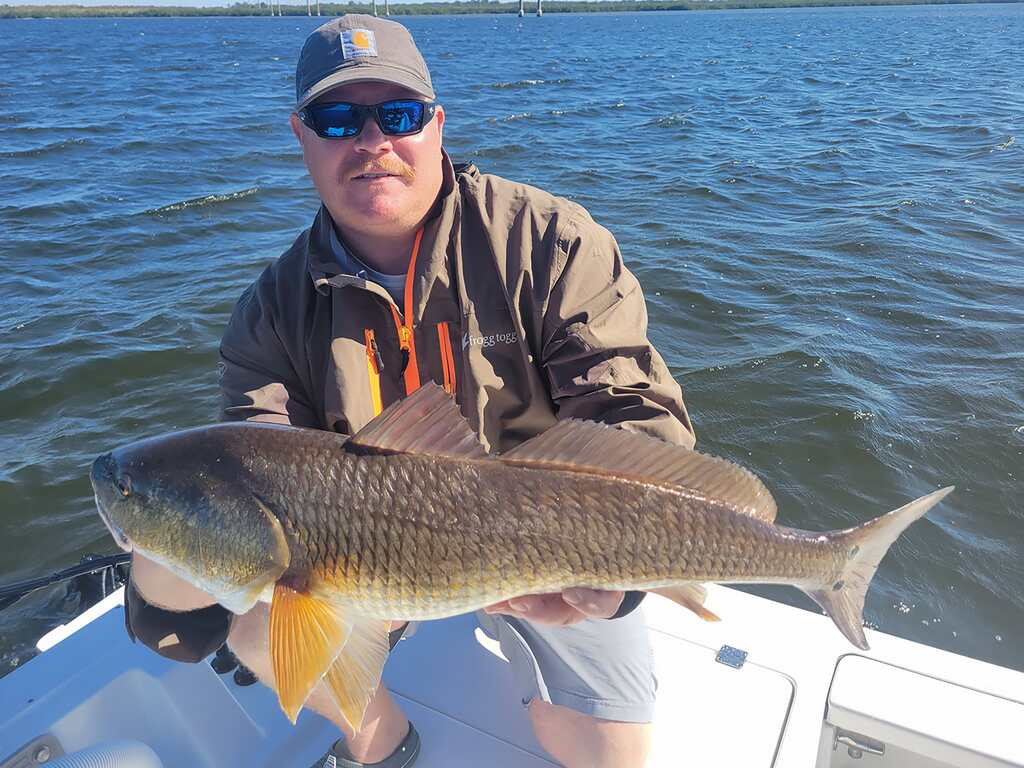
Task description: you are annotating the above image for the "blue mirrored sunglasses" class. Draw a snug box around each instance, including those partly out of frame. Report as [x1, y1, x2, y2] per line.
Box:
[298, 99, 437, 139]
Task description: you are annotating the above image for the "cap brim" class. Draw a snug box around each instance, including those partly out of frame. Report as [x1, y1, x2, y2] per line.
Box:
[297, 65, 435, 109]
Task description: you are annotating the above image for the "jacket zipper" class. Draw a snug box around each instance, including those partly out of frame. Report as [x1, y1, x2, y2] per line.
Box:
[363, 328, 384, 417]
[437, 321, 457, 396]
[391, 227, 424, 396]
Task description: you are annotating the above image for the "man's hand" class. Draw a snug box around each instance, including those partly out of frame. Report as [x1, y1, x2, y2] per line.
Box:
[131, 552, 218, 612]
[484, 588, 624, 626]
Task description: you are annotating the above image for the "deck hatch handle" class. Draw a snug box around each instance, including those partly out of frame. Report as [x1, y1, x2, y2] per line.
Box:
[715, 644, 747, 669]
[834, 729, 885, 759]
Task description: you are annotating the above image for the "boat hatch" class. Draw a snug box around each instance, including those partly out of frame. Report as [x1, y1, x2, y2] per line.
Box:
[819, 654, 1024, 768]
[385, 613, 796, 768]
[647, 628, 794, 766]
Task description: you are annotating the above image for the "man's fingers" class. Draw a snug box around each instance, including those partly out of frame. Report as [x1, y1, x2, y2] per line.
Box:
[485, 591, 623, 624]
[485, 594, 559, 619]
[562, 588, 624, 618]
[483, 600, 514, 615]
[508, 596, 539, 613]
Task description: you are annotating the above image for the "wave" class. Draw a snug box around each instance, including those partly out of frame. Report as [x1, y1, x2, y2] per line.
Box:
[486, 78, 574, 91]
[0, 137, 90, 159]
[143, 187, 259, 215]
[470, 145, 527, 161]
[143, 63, 198, 73]
[644, 112, 695, 129]
[492, 112, 533, 123]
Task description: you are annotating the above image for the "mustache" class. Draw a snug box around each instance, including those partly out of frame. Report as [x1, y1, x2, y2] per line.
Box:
[346, 158, 415, 182]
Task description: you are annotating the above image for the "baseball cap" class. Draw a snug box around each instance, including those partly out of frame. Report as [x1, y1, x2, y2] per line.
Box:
[295, 15, 435, 110]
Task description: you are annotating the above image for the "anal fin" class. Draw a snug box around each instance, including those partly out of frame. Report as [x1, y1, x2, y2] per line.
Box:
[323, 617, 392, 733]
[651, 584, 721, 622]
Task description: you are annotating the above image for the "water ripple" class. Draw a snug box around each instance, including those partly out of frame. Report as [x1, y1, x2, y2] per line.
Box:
[143, 187, 261, 215]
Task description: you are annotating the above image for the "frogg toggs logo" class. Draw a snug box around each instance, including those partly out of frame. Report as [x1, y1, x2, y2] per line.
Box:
[462, 331, 518, 350]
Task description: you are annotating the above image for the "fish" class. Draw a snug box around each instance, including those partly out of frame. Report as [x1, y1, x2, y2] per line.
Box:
[89, 382, 953, 732]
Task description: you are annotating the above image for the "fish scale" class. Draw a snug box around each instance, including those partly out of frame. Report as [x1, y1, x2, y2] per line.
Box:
[254, 446, 841, 620]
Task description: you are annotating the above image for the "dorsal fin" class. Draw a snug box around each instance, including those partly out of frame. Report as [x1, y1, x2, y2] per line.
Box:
[347, 383, 487, 460]
[502, 419, 777, 522]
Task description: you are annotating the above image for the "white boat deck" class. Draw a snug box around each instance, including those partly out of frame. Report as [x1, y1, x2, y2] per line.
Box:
[2, 585, 1023, 767]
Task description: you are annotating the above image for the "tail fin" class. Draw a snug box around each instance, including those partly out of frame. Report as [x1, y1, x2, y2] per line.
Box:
[804, 486, 954, 650]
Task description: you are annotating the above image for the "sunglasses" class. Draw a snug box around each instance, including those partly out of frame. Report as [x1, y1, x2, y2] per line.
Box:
[298, 99, 437, 139]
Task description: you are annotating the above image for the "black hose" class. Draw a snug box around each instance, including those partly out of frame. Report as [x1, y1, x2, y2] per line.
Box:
[0, 553, 130, 611]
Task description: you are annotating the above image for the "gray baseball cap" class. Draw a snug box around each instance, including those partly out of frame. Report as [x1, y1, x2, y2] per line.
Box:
[295, 15, 435, 109]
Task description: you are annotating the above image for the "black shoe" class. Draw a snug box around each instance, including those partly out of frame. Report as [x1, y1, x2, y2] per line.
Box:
[315, 722, 420, 768]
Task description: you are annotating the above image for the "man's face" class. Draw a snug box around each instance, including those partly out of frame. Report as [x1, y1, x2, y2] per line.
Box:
[290, 81, 445, 242]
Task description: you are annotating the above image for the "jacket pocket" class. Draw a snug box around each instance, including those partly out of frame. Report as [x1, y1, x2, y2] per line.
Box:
[364, 328, 384, 417]
[437, 321, 457, 397]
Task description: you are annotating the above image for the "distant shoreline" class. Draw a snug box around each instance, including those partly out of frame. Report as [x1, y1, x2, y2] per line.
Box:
[1, 0, 1019, 19]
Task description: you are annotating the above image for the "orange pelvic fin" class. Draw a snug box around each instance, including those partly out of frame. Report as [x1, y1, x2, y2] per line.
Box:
[651, 584, 721, 622]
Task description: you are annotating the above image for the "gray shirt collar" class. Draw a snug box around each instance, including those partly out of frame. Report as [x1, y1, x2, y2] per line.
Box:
[328, 226, 405, 306]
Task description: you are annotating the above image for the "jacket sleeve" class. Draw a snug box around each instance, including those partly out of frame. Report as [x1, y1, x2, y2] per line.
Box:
[218, 276, 319, 428]
[540, 216, 696, 450]
[540, 217, 695, 620]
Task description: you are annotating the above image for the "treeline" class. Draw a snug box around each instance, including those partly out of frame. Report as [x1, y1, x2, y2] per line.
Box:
[0, 0, 1016, 18]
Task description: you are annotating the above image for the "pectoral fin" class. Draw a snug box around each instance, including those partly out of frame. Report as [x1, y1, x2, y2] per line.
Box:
[651, 584, 721, 622]
[323, 617, 392, 733]
[269, 583, 352, 723]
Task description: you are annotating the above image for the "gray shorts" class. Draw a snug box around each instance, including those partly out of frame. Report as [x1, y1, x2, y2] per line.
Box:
[472, 608, 656, 723]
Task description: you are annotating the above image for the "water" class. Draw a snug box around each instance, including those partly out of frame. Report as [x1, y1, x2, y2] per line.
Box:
[1, 4, 1022, 677]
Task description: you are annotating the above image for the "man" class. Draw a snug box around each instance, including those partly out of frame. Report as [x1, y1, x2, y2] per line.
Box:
[127, 14, 694, 768]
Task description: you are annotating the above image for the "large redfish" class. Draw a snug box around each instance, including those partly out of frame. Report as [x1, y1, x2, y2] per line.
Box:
[90, 383, 952, 731]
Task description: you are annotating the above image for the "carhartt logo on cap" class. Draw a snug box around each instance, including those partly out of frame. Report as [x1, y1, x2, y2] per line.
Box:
[341, 29, 378, 59]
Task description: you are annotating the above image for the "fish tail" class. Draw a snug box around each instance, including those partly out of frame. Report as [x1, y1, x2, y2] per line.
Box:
[803, 486, 954, 650]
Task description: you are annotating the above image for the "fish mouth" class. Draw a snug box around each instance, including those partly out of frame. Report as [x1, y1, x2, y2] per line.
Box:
[95, 494, 132, 552]
[90, 452, 132, 552]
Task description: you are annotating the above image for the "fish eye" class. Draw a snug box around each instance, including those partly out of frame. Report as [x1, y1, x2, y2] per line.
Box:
[116, 474, 133, 497]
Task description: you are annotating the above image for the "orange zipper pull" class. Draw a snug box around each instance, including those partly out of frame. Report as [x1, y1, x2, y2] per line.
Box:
[394, 227, 423, 395]
[364, 329, 384, 417]
[369, 336, 384, 373]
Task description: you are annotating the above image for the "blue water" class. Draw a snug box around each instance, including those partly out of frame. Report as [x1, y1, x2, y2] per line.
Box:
[1, 4, 1022, 675]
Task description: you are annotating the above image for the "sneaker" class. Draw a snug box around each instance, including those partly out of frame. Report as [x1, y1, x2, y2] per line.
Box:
[315, 722, 420, 768]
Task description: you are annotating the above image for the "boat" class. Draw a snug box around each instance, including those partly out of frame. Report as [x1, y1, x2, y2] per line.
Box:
[1, 578, 1022, 767]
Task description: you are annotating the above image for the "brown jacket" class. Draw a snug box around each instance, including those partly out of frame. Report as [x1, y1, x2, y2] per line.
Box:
[219, 157, 694, 454]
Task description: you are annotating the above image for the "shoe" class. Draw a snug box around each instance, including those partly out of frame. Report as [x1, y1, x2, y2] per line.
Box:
[314, 722, 420, 768]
